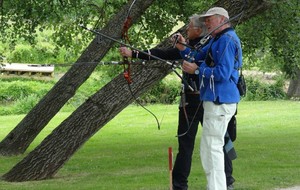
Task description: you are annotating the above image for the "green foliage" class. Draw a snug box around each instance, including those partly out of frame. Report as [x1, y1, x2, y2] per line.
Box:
[1, 30, 79, 64]
[0, 72, 290, 116]
[65, 71, 110, 108]
[0, 79, 55, 115]
[134, 0, 211, 48]
[0, 96, 40, 115]
[0, 82, 33, 102]
[2, 0, 299, 81]
[0, 0, 211, 52]
[140, 77, 181, 104]
[100, 48, 124, 78]
[0, 42, 8, 60]
[0, 71, 179, 115]
[6, 44, 37, 63]
[60, 72, 181, 110]
[236, 0, 300, 78]
[12, 94, 41, 115]
[34, 42, 56, 63]
[243, 76, 286, 101]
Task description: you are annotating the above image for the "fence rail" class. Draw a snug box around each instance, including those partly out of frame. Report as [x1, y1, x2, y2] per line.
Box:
[0, 63, 54, 77]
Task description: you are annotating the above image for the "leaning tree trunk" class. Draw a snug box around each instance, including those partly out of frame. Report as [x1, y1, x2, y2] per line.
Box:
[0, 0, 155, 156]
[287, 69, 300, 98]
[2, 0, 272, 182]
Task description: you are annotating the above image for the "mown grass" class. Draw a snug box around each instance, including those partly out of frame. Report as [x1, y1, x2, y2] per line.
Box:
[0, 101, 300, 190]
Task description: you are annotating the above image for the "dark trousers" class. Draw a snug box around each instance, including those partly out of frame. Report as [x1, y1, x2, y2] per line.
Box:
[172, 99, 235, 190]
[172, 105, 202, 190]
[225, 116, 236, 186]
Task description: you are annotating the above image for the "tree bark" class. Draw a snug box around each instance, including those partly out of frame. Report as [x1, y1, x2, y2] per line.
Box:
[0, 0, 155, 156]
[1, 0, 272, 182]
[287, 69, 300, 98]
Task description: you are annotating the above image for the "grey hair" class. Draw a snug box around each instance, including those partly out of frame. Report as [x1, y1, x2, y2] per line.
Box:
[215, 15, 232, 26]
[189, 14, 207, 36]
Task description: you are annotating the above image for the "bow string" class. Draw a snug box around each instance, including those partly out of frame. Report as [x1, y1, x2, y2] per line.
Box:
[120, 0, 161, 130]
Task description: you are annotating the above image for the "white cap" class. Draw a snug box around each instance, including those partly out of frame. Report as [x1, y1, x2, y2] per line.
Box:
[199, 7, 229, 19]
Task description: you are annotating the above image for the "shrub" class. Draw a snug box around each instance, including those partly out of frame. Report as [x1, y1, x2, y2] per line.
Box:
[139, 77, 181, 104]
[12, 94, 41, 115]
[34, 42, 56, 63]
[0, 79, 54, 103]
[0, 82, 34, 102]
[243, 76, 286, 101]
[0, 94, 42, 115]
[7, 44, 38, 63]
[0, 72, 288, 116]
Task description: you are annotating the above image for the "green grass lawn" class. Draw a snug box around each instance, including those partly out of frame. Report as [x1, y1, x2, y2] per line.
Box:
[0, 101, 300, 190]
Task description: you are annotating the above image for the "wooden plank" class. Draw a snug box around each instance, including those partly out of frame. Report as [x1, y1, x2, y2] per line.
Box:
[0, 63, 54, 73]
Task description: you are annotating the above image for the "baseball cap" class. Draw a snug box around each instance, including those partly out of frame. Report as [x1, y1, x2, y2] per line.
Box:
[199, 7, 229, 19]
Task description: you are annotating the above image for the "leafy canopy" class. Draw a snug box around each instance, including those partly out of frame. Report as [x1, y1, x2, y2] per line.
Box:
[1, 0, 299, 79]
[0, 0, 211, 49]
[236, 0, 300, 78]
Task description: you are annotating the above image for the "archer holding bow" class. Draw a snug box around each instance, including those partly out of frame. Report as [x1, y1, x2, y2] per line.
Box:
[176, 7, 242, 190]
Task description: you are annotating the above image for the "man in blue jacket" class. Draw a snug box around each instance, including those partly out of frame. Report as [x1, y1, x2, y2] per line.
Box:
[176, 7, 242, 190]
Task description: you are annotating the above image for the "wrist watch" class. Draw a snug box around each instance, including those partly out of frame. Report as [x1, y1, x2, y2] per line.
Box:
[194, 67, 199, 75]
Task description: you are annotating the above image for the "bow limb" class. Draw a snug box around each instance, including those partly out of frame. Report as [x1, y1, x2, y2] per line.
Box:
[120, 0, 162, 130]
[122, 0, 138, 45]
[121, 0, 138, 84]
[126, 0, 138, 19]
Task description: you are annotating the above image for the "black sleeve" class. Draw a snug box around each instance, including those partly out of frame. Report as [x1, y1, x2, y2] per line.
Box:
[132, 48, 182, 61]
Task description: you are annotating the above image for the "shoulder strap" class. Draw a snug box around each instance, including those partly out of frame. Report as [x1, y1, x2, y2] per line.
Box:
[205, 28, 235, 67]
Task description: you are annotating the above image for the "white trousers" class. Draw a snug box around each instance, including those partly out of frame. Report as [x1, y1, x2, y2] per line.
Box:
[200, 101, 237, 190]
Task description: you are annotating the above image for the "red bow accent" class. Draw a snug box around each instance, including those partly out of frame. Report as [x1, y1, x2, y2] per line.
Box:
[121, 16, 132, 84]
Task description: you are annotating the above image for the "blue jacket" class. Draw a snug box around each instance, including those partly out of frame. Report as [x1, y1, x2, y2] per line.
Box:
[180, 28, 242, 104]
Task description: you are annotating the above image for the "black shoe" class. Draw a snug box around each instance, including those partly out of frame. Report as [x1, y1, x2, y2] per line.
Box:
[173, 186, 188, 190]
[172, 185, 188, 190]
[227, 177, 235, 190]
[227, 176, 235, 185]
[227, 184, 234, 190]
